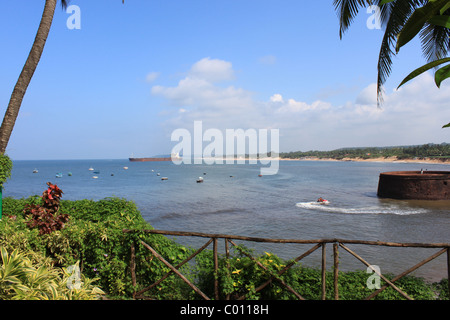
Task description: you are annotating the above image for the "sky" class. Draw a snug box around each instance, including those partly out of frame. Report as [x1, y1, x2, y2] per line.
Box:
[1, 0, 449, 160]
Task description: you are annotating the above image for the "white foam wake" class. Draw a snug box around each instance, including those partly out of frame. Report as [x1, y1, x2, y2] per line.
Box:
[295, 202, 427, 215]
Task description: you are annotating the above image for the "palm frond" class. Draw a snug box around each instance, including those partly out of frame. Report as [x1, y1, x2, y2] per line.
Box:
[334, 0, 376, 38]
[60, 0, 70, 10]
[420, 22, 450, 62]
[375, 0, 426, 105]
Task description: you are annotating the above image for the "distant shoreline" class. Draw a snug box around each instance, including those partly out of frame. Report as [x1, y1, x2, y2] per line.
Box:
[279, 156, 450, 165]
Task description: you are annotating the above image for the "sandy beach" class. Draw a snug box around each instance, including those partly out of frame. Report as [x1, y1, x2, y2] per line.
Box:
[280, 156, 450, 165]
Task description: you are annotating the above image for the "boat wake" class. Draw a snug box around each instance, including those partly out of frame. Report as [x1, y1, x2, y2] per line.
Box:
[295, 202, 428, 215]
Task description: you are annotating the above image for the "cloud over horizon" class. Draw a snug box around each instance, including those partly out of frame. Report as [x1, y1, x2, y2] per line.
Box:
[151, 57, 450, 152]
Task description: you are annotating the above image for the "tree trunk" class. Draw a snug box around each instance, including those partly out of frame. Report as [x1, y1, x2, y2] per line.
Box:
[0, 0, 57, 154]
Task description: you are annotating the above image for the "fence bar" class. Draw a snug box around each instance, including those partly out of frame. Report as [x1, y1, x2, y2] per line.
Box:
[225, 239, 231, 300]
[135, 238, 213, 298]
[229, 240, 305, 300]
[333, 243, 339, 300]
[339, 243, 412, 300]
[321, 243, 326, 300]
[213, 237, 219, 300]
[123, 229, 450, 248]
[140, 240, 210, 300]
[124, 229, 450, 300]
[447, 248, 450, 297]
[365, 247, 448, 300]
[130, 242, 136, 298]
[253, 243, 322, 296]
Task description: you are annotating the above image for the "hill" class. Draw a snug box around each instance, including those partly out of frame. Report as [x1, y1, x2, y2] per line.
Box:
[280, 143, 450, 161]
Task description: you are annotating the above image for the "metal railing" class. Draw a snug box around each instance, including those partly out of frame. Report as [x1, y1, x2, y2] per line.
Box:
[123, 229, 450, 300]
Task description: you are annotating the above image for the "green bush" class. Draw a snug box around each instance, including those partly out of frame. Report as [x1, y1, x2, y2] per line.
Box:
[0, 247, 104, 300]
[0, 154, 12, 187]
[1, 195, 195, 299]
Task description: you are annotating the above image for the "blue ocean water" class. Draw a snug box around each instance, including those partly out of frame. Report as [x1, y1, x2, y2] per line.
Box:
[3, 159, 450, 281]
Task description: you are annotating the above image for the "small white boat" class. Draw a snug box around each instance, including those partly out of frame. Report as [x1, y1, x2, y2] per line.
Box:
[196, 177, 204, 183]
[33, 168, 38, 173]
[157, 173, 160, 176]
[93, 176, 98, 179]
[123, 166, 128, 170]
[89, 167, 94, 171]
[56, 173, 63, 178]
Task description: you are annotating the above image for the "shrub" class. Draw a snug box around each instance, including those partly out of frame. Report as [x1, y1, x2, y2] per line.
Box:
[24, 183, 69, 235]
[0, 154, 12, 188]
[0, 247, 104, 300]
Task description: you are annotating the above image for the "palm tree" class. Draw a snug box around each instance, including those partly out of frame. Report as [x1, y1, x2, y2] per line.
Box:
[334, 0, 450, 105]
[0, 0, 70, 154]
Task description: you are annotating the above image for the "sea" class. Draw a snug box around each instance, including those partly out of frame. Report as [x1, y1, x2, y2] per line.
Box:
[2, 159, 450, 282]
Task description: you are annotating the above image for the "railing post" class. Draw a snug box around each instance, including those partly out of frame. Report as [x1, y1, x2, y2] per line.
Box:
[321, 243, 326, 300]
[447, 247, 450, 297]
[213, 237, 219, 300]
[130, 241, 136, 299]
[225, 239, 230, 300]
[333, 243, 339, 300]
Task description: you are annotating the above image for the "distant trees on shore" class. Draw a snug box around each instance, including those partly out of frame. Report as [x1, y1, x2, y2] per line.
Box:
[280, 143, 450, 160]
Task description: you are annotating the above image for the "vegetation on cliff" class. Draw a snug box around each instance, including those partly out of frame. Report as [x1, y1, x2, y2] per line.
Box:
[281, 143, 450, 161]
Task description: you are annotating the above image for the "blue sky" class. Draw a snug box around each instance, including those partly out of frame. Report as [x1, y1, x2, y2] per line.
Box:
[1, 0, 449, 160]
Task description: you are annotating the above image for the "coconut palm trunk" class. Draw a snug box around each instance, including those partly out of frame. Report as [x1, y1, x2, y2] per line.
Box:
[0, 0, 58, 154]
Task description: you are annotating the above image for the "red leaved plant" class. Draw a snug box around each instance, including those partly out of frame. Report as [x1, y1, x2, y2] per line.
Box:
[24, 182, 69, 235]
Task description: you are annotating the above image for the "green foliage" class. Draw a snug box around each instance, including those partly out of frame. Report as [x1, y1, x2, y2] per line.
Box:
[0, 247, 104, 300]
[280, 142, 450, 161]
[389, 0, 450, 126]
[0, 154, 12, 187]
[24, 183, 69, 235]
[0, 193, 195, 299]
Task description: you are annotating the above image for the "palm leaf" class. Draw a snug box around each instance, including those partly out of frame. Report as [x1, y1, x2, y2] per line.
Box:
[420, 22, 450, 63]
[434, 62, 450, 87]
[397, 57, 450, 88]
[428, 14, 450, 28]
[396, 0, 450, 52]
[376, 0, 425, 105]
[334, 0, 375, 38]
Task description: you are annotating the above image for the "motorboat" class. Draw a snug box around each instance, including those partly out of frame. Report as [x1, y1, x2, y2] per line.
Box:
[316, 198, 330, 205]
[56, 173, 63, 178]
[161, 177, 168, 180]
[33, 168, 38, 173]
[196, 177, 204, 183]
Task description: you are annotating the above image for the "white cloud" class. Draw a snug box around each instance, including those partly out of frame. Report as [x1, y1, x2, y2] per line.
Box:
[189, 57, 235, 82]
[151, 58, 450, 152]
[145, 71, 160, 82]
